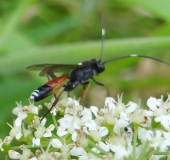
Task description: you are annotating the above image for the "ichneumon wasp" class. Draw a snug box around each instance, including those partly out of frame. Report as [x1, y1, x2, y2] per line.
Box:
[27, 21, 170, 120]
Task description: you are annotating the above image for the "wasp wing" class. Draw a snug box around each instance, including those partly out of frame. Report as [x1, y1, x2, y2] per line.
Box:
[27, 64, 78, 76]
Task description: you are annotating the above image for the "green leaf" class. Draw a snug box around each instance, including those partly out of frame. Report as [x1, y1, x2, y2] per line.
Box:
[119, 0, 170, 22]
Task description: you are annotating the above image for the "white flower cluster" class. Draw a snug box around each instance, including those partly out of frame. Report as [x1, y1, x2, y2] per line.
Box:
[1, 94, 170, 160]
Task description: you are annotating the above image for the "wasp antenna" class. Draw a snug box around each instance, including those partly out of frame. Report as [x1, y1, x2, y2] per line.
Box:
[103, 54, 170, 66]
[99, 15, 106, 63]
[129, 54, 170, 66]
[102, 55, 134, 64]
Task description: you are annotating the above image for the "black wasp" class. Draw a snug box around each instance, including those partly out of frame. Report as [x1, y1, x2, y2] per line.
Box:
[27, 25, 170, 120]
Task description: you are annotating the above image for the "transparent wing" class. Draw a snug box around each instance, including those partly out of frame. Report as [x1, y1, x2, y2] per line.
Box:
[27, 64, 78, 76]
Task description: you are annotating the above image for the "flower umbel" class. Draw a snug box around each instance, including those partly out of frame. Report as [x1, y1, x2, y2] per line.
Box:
[1, 95, 170, 159]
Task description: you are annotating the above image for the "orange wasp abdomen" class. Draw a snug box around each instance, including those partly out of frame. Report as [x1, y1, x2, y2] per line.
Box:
[30, 74, 69, 102]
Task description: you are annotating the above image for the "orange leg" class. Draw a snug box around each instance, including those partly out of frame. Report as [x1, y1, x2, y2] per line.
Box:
[81, 82, 91, 105]
[104, 84, 110, 96]
[67, 92, 70, 97]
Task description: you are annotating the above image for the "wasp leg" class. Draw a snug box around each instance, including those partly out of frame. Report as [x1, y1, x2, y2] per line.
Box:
[91, 77, 104, 86]
[46, 72, 56, 82]
[91, 77, 110, 96]
[63, 84, 70, 97]
[47, 74, 50, 81]
[41, 72, 59, 121]
[40, 90, 64, 121]
[47, 72, 57, 79]
[67, 92, 70, 97]
[80, 81, 90, 105]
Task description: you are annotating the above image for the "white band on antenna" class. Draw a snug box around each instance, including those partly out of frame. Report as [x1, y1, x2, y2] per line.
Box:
[130, 54, 137, 57]
[102, 28, 106, 36]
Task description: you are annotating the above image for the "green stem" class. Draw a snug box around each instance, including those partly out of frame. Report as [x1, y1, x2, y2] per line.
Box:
[88, 149, 104, 159]
[138, 140, 150, 160]
[155, 152, 168, 155]
[88, 139, 107, 155]
[145, 148, 155, 159]
[132, 123, 138, 160]
[5, 154, 8, 160]
[51, 114, 58, 129]
[11, 143, 49, 150]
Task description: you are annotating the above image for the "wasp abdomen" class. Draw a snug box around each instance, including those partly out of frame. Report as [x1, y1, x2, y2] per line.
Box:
[30, 84, 52, 102]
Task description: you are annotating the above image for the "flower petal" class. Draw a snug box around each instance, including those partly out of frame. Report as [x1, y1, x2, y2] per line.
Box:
[51, 139, 62, 148]
[8, 150, 20, 159]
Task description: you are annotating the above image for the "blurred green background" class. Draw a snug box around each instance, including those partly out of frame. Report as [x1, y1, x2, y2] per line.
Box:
[1, 0, 170, 141]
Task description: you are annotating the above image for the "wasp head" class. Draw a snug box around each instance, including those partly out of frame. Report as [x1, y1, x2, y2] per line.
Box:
[91, 59, 105, 74]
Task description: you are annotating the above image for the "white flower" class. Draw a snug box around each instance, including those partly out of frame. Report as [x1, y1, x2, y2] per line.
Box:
[155, 114, 170, 130]
[162, 94, 170, 109]
[156, 131, 170, 151]
[49, 152, 61, 159]
[9, 126, 22, 140]
[58, 115, 74, 130]
[125, 101, 138, 113]
[105, 97, 116, 112]
[90, 106, 104, 127]
[43, 124, 55, 137]
[32, 137, 40, 147]
[27, 102, 39, 115]
[60, 144, 70, 159]
[115, 94, 126, 114]
[138, 127, 153, 142]
[98, 141, 110, 152]
[12, 102, 28, 126]
[116, 112, 130, 127]
[57, 114, 83, 142]
[149, 130, 165, 151]
[70, 146, 87, 156]
[104, 111, 116, 125]
[99, 126, 108, 137]
[130, 109, 151, 127]
[91, 147, 100, 153]
[5, 95, 170, 159]
[3, 136, 13, 145]
[8, 150, 20, 159]
[0, 139, 4, 151]
[107, 135, 133, 160]
[12, 102, 24, 115]
[62, 98, 82, 114]
[34, 126, 46, 138]
[80, 108, 92, 122]
[13, 101, 39, 118]
[84, 120, 98, 131]
[113, 112, 130, 135]
[51, 139, 62, 148]
[14, 118, 22, 127]
[90, 106, 99, 117]
[40, 117, 47, 126]
[110, 143, 132, 160]
[147, 97, 162, 111]
[30, 157, 37, 160]
[50, 107, 57, 116]
[22, 148, 32, 157]
[57, 126, 68, 137]
[50, 152, 61, 160]
[37, 152, 50, 160]
[90, 130, 101, 142]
